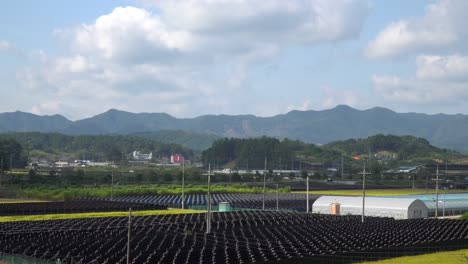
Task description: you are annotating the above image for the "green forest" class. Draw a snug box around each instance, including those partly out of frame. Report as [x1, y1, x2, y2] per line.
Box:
[0, 132, 194, 163]
[201, 134, 459, 169]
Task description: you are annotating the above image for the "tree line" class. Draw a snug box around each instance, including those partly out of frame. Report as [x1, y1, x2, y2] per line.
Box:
[0, 132, 194, 163]
[201, 134, 460, 170]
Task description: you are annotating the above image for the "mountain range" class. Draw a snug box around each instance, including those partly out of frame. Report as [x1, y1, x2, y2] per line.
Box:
[1, 105, 468, 151]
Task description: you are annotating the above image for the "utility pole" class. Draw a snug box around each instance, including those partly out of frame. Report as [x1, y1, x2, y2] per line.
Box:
[436, 165, 439, 217]
[126, 208, 132, 264]
[111, 162, 114, 201]
[181, 159, 185, 209]
[276, 183, 279, 211]
[206, 163, 212, 234]
[0, 157, 3, 189]
[361, 162, 370, 223]
[121, 151, 124, 180]
[262, 157, 267, 211]
[341, 154, 344, 179]
[306, 173, 310, 213]
[425, 173, 428, 194]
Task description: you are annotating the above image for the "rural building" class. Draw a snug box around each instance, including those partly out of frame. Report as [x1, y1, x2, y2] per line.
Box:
[170, 154, 185, 164]
[312, 196, 428, 219]
[132, 151, 152, 160]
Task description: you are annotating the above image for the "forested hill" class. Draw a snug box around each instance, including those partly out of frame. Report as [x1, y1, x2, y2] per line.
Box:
[0, 132, 193, 162]
[132, 131, 219, 151]
[201, 135, 458, 169]
[3, 106, 468, 151]
[324, 134, 457, 160]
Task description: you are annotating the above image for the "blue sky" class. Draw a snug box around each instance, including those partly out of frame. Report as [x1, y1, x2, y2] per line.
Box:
[1, 0, 468, 120]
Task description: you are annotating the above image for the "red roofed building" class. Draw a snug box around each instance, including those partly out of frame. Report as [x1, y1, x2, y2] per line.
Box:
[170, 154, 185, 164]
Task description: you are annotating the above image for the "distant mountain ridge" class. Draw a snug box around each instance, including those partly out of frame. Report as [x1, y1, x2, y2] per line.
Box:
[1, 106, 468, 151]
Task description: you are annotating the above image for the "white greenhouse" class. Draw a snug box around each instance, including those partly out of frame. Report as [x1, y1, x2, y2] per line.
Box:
[312, 196, 428, 219]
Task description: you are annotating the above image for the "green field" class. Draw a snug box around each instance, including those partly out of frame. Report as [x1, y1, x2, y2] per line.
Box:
[0, 208, 204, 222]
[15, 184, 289, 201]
[293, 189, 468, 196]
[358, 248, 468, 263]
[0, 199, 47, 204]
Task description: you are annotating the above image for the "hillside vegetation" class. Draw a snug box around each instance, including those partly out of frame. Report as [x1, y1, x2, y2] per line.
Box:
[0, 132, 193, 162]
[3, 106, 468, 151]
[324, 134, 457, 160]
[201, 135, 458, 169]
[132, 130, 218, 150]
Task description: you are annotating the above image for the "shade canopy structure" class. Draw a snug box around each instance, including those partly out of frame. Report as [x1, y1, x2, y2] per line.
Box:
[312, 196, 428, 219]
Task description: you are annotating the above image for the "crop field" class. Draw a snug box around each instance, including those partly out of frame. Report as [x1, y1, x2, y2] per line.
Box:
[87, 193, 319, 211]
[0, 198, 46, 204]
[0, 200, 167, 216]
[359, 248, 468, 264]
[294, 189, 468, 197]
[0, 209, 204, 223]
[0, 211, 467, 263]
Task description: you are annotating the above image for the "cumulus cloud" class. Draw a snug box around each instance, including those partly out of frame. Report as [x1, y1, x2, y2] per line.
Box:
[373, 54, 468, 105]
[366, 0, 468, 58]
[416, 54, 468, 82]
[17, 0, 370, 118]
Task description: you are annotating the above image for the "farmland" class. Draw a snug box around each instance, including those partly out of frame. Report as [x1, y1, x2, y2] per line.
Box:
[295, 189, 468, 197]
[1, 211, 467, 263]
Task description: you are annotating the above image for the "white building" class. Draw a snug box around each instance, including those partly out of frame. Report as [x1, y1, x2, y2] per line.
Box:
[312, 196, 428, 219]
[55, 161, 69, 168]
[132, 151, 152, 160]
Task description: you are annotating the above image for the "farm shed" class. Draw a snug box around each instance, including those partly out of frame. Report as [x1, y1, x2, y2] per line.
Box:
[312, 196, 428, 219]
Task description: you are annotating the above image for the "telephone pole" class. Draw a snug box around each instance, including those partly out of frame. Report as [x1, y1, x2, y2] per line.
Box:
[181, 159, 185, 209]
[276, 183, 279, 211]
[306, 173, 310, 213]
[126, 208, 132, 264]
[121, 151, 124, 179]
[111, 162, 114, 201]
[432, 165, 441, 217]
[206, 163, 212, 234]
[262, 157, 267, 211]
[361, 162, 371, 223]
[341, 154, 344, 179]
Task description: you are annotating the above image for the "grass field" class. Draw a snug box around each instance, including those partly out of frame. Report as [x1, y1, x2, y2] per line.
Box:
[358, 248, 468, 263]
[0, 208, 204, 222]
[0, 199, 47, 204]
[293, 189, 468, 196]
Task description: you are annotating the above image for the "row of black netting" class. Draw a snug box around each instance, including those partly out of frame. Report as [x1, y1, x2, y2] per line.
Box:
[0, 201, 167, 216]
[1, 211, 467, 263]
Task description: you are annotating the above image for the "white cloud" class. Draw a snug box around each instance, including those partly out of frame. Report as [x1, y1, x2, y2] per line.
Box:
[373, 54, 468, 105]
[16, 1, 370, 118]
[366, 0, 468, 58]
[0, 40, 10, 51]
[416, 54, 468, 82]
